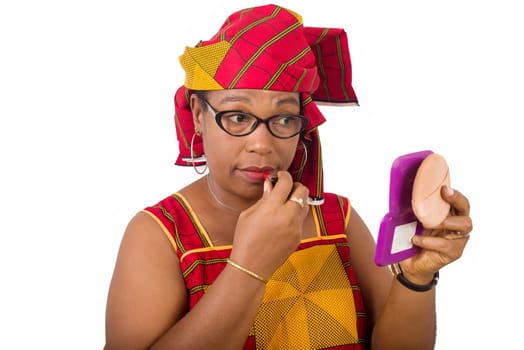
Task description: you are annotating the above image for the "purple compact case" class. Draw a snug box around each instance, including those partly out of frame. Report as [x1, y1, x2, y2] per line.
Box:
[374, 150, 433, 266]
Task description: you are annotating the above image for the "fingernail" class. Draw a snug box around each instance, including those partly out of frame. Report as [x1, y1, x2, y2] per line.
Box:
[412, 235, 420, 244]
[264, 179, 270, 193]
[444, 186, 454, 196]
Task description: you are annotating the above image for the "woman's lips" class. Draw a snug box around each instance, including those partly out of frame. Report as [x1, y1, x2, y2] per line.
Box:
[240, 167, 275, 182]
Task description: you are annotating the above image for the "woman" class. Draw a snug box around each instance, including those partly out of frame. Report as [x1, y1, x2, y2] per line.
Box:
[105, 4, 472, 349]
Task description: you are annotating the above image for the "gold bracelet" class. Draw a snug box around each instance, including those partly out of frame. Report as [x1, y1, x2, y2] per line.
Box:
[226, 259, 267, 284]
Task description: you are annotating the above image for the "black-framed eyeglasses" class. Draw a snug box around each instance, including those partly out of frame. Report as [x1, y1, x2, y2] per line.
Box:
[201, 99, 308, 139]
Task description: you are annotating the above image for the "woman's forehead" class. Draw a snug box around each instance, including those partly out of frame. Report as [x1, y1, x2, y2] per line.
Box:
[207, 89, 300, 106]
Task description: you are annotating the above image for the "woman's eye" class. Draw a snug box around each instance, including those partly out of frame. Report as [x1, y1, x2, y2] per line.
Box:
[274, 115, 297, 126]
[278, 116, 291, 125]
[228, 113, 248, 123]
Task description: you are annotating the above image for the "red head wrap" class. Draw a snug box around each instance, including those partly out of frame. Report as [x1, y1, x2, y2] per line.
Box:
[174, 4, 357, 203]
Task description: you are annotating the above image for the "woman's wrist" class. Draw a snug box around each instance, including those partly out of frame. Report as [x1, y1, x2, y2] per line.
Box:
[391, 263, 439, 292]
[227, 259, 268, 284]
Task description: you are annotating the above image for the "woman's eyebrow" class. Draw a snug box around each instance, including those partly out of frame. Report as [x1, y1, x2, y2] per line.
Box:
[218, 95, 251, 104]
[275, 97, 300, 108]
[217, 95, 300, 108]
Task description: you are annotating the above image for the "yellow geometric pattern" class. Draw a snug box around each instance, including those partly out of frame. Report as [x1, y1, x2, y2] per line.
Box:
[249, 244, 358, 349]
[179, 41, 231, 90]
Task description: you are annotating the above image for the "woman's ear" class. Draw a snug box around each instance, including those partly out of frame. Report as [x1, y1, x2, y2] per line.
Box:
[190, 94, 204, 132]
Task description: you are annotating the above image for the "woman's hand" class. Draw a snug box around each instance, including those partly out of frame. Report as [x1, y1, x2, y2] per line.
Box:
[229, 171, 309, 281]
[401, 186, 473, 284]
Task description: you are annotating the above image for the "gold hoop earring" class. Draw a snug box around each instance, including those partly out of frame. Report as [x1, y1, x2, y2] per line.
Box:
[183, 131, 207, 175]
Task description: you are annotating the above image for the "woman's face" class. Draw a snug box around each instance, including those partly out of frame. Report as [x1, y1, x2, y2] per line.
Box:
[191, 89, 302, 201]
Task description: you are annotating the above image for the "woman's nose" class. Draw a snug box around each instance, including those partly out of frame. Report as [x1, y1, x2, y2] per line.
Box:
[244, 120, 274, 154]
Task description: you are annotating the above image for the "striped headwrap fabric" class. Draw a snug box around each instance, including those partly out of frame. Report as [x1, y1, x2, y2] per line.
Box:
[174, 4, 357, 202]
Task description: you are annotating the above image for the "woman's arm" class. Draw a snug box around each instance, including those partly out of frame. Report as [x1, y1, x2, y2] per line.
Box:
[347, 186, 471, 350]
[106, 172, 310, 349]
[105, 212, 267, 350]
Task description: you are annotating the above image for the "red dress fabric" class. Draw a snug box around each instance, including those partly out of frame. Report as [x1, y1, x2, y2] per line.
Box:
[143, 192, 368, 349]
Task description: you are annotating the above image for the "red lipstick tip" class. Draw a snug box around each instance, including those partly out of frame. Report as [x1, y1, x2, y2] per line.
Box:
[264, 173, 277, 185]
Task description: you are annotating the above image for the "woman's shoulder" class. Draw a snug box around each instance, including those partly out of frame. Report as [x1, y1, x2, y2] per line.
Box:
[143, 192, 184, 211]
[310, 192, 352, 233]
[143, 179, 201, 216]
[321, 191, 350, 201]
[143, 179, 201, 211]
[318, 192, 351, 212]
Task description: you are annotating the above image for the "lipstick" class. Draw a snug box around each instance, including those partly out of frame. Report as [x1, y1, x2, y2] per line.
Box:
[263, 173, 278, 186]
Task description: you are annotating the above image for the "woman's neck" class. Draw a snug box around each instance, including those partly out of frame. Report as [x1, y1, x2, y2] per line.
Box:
[206, 175, 243, 214]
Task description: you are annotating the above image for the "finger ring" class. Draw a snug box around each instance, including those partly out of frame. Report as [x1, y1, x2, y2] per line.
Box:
[447, 232, 470, 240]
[289, 196, 304, 208]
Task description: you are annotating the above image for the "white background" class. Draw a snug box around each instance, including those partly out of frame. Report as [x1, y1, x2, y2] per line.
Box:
[1, 0, 522, 349]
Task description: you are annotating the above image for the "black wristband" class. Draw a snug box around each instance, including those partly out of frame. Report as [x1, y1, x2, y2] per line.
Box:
[396, 271, 439, 292]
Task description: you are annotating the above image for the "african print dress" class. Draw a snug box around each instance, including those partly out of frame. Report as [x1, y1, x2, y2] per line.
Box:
[143, 192, 368, 349]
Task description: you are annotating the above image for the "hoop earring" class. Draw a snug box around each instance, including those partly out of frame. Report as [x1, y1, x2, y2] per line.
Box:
[187, 131, 207, 175]
[290, 140, 308, 176]
[300, 141, 308, 171]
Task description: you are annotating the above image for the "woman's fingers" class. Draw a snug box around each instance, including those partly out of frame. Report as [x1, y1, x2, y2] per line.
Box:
[441, 186, 470, 217]
[427, 187, 472, 234]
[412, 234, 468, 262]
[269, 171, 294, 204]
[286, 182, 310, 218]
[440, 215, 473, 234]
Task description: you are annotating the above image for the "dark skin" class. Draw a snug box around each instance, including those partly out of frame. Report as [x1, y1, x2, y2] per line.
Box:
[105, 89, 472, 349]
